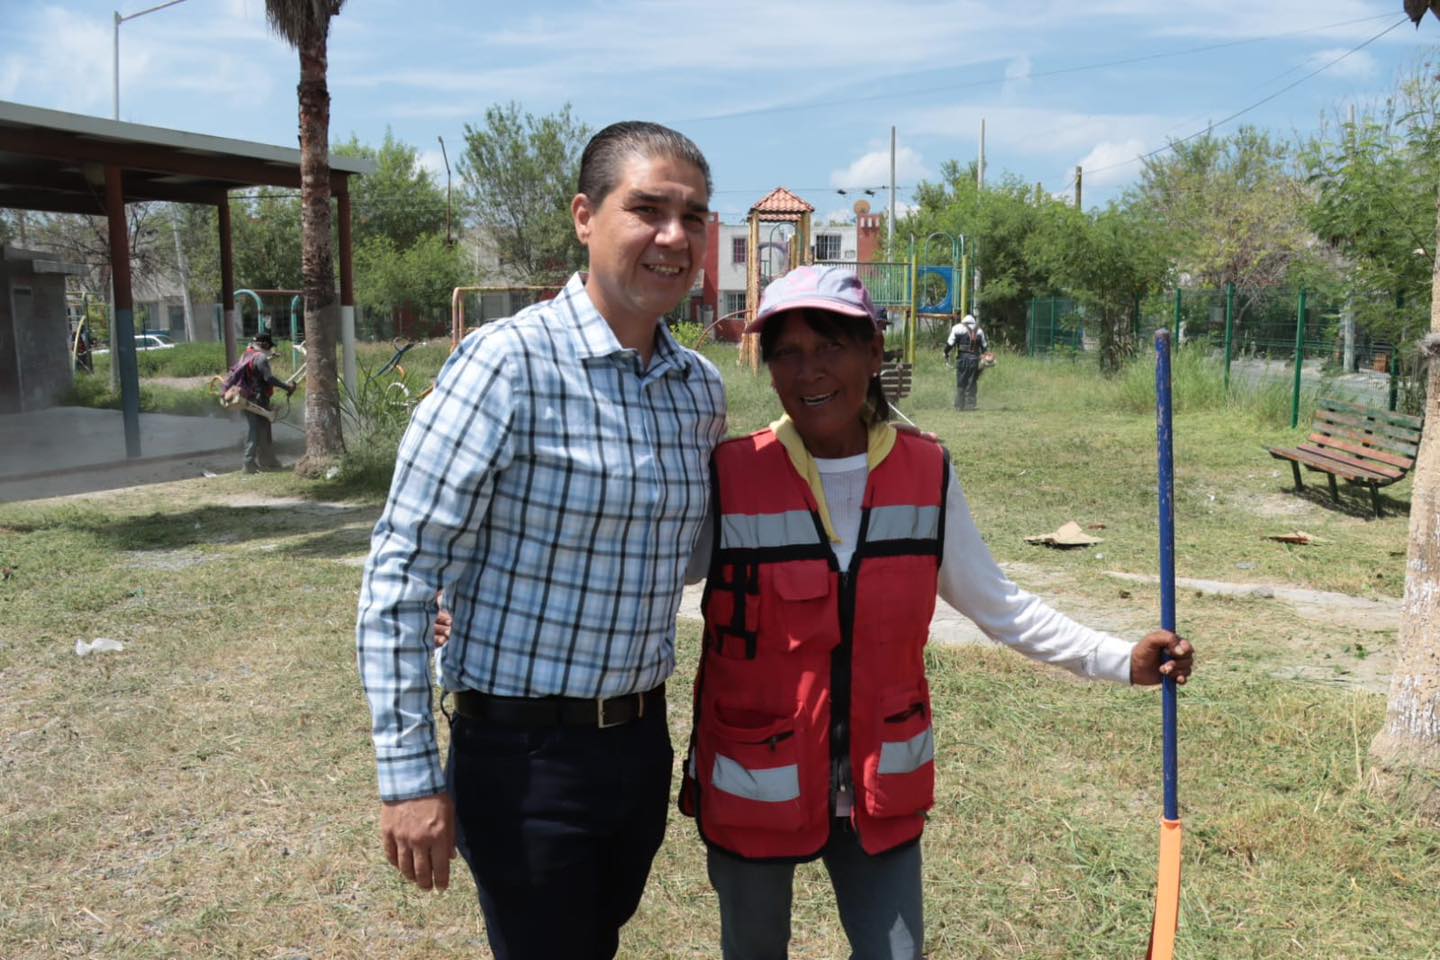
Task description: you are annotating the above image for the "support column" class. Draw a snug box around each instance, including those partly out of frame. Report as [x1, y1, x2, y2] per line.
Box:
[337, 185, 357, 394]
[217, 194, 237, 368]
[105, 165, 141, 458]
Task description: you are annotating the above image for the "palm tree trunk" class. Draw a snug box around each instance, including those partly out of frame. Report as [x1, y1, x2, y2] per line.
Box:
[294, 15, 344, 473]
[1369, 180, 1440, 820]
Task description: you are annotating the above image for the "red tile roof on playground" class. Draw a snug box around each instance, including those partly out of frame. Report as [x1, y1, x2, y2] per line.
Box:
[750, 187, 813, 217]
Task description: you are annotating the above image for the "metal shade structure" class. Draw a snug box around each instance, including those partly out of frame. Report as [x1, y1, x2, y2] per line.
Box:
[0, 99, 373, 457]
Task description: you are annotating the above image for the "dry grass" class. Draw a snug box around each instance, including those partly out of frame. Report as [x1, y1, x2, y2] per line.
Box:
[2, 347, 1437, 958]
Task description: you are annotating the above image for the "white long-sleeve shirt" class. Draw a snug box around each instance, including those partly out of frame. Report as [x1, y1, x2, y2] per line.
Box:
[689, 458, 1134, 684]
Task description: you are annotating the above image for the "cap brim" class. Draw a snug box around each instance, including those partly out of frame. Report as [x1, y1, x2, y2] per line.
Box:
[743, 298, 875, 335]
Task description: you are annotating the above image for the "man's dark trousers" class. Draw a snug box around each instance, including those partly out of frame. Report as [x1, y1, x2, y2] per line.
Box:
[954, 355, 981, 410]
[446, 697, 673, 960]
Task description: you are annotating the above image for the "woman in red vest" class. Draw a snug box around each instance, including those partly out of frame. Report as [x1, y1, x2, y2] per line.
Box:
[680, 265, 1193, 960]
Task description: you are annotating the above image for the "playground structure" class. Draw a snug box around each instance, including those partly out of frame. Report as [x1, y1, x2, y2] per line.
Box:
[450, 285, 561, 349]
[236, 288, 304, 373]
[738, 192, 971, 387]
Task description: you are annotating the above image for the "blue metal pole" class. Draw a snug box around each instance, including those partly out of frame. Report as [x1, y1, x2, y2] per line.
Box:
[1155, 329, 1178, 823]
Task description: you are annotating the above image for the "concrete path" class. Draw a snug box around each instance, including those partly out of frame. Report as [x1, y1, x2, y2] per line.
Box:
[0, 406, 302, 502]
[1104, 571, 1401, 632]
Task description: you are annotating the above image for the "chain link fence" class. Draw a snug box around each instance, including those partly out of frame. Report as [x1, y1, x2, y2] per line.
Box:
[1028, 286, 1429, 417]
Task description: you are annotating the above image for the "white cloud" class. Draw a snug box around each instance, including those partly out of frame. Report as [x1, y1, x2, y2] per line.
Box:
[1074, 139, 1149, 188]
[1306, 47, 1378, 79]
[0, 4, 281, 120]
[1082, 0, 1401, 41]
[416, 147, 450, 181]
[830, 145, 930, 190]
[902, 103, 1169, 158]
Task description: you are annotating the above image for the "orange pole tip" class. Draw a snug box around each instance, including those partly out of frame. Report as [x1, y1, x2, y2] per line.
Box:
[1145, 817, 1183, 960]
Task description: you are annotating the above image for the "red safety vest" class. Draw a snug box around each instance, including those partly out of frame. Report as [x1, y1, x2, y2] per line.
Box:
[681, 427, 948, 859]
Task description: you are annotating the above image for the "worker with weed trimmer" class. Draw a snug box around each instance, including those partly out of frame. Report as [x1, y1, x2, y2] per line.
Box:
[221, 332, 294, 473]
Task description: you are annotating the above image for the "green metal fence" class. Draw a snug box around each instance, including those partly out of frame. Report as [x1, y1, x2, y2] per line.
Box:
[1026, 297, 1086, 355]
[1028, 285, 1425, 419]
[825, 261, 913, 306]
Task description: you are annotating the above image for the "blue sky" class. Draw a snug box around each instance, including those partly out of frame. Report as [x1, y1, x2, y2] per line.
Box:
[2, 0, 1436, 224]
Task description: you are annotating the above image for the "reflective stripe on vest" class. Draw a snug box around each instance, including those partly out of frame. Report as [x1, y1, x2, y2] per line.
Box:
[712, 754, 801, 803]
[866, 504, 940, 543]
[721, 510, 817, 550]
[878, 727, 935, 775]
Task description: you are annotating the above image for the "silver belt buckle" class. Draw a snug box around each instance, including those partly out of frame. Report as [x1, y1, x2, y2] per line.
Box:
[596, 691, 645, 729]
[596, 695, 622, 729]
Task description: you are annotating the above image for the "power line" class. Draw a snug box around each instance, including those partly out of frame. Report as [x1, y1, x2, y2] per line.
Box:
[685, 12, 1398, 123]
[1076, 16, 1409, 182]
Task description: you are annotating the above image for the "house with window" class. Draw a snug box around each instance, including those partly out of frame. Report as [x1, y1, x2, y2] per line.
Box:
[699, 189, 885, 341]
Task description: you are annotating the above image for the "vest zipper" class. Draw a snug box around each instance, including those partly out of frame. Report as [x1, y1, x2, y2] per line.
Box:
[831, 560, 859, 823]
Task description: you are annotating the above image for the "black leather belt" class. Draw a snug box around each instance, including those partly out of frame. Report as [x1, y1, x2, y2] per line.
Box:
[451, 684, 664, 729]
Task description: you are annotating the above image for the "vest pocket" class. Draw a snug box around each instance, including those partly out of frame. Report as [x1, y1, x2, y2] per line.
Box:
[700, 707, 806, 831]
[707, 562, 761, 659]
[862, 689, 936, 819]
[760, 560, 837, 654]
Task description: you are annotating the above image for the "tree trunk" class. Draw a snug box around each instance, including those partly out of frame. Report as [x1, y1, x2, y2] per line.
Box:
[169, 207, 197, 343]
[1369, 181, 1440, 820]
[294, 15, 345, 475]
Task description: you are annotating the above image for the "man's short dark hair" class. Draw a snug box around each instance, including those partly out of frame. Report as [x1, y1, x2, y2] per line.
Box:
[577, 121, 712, 208]
[254, 333, 275, 347]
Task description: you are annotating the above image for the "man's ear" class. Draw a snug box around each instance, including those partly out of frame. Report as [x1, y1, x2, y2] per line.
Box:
[572, 193, 592, 245]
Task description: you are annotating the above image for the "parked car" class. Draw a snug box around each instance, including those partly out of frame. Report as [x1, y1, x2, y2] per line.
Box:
[93, 334, 177, 356]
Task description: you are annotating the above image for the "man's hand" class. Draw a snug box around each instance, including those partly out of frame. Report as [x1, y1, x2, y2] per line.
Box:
[1130, 630, 1194, 686]
[381, 793, 456, 891]
[285, 383, 296, 396]
[434, 606, 452, 648]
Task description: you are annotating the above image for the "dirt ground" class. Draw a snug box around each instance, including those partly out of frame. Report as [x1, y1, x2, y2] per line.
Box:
[13, 457, 1398, 696]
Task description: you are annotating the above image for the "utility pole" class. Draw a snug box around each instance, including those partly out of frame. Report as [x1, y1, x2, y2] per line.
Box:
[973, 119, 985, 318]
[1074, 165, 1083, 210]
[888, 126, 896, 252]
[438, 135, 454, 247]
[978, 118, 986, 189]
[113, 0, 190, 120]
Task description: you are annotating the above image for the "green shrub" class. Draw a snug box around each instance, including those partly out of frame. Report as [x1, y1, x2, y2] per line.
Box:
[669, 321, 705, 349]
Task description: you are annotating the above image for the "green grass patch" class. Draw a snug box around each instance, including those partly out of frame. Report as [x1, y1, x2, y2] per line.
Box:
[0, 332, 1423, 957]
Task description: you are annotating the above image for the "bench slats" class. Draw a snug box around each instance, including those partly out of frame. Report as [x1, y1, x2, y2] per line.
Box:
[1314, 409, 1423, 449]
[879, 361, 912, 403]
[1270, 446, 1396, 484]
[1320, 398, 1423, 431]
[1294, 444, 1403, 480]
[1306, 433, 1414, 471]
[1272, 400, 1423, 517]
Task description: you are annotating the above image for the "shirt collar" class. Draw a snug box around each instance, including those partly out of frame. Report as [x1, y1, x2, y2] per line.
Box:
[559, 272, 694, 378]
[768, 415, 896, 543]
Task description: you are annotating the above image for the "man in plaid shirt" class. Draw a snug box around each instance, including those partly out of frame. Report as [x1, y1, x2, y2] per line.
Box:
[357, 122, 725, 959]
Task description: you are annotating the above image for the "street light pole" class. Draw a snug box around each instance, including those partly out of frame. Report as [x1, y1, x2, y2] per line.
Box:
[112, 0, 189, 121]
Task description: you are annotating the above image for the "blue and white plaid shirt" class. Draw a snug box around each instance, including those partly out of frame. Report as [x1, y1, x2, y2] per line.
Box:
[357, 274, 726, 801]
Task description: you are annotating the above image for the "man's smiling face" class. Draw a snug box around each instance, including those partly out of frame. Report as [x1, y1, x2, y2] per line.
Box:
[573, 151, 710, 329]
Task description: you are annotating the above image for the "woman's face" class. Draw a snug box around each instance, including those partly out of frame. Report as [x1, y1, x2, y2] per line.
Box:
[766, 310, 883, 459]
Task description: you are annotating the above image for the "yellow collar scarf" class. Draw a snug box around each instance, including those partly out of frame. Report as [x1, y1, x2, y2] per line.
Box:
[768, 415, 896, 544]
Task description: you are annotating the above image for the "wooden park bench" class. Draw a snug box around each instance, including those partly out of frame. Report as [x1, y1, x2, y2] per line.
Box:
[879, 360, 912, 405]
[1266, 398, 1424, 518]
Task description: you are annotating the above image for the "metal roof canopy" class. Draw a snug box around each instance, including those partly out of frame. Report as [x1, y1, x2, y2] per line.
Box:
[0, 99, 371, 212]
[0, 99, 374, 459]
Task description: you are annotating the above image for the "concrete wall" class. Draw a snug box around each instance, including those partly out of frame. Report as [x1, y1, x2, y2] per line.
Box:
[0, 246, 77, 414]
